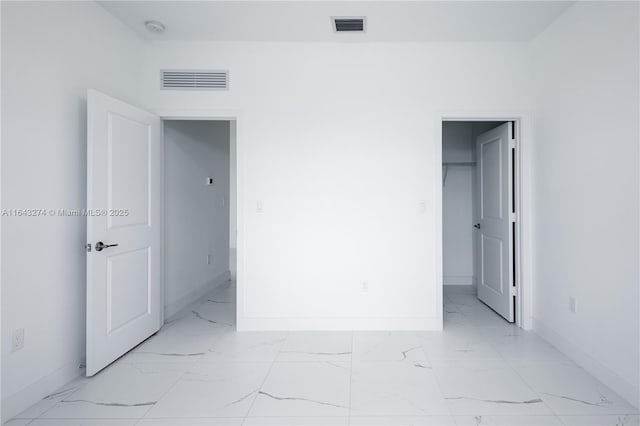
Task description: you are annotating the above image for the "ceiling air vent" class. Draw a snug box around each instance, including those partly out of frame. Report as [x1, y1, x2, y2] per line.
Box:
[332, 17, 366, 33]
[161, 70, 229, 90]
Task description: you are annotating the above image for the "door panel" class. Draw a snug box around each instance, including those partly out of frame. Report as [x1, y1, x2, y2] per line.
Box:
[476, 122, 514, 322]
[106, 248, 151, 334]
[480, 234, 503, 294]
[87, 90, 162, 376]
[480, 139, 503, 220]
[107, 113, 151, 229]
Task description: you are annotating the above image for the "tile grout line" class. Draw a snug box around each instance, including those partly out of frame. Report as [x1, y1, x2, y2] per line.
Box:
[135, 352, 210, 423]
[241, 331, 289, 425]
[419, 324, 457, 424]
[499, 338, 563, 423]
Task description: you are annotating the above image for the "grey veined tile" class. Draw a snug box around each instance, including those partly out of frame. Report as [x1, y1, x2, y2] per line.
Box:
[453, 415, 563, 425]
[509, 360, 639, 416]
[277, 332, 353, 362]
[420, 331, 502, 361]
[350, 361, 449, 416]
[137, 418, 243, 425]
[145, 362, 271, 418]
[244, 417, 348, 425]
[201, 331, 287, 363]
[350, 415, 456, 425]
[352, 331, 427, 362]
[39, 363, 185, 419]
[248, 362, 351, 417]
[558, 414, 640, 425]
[430, 359, 552, 416]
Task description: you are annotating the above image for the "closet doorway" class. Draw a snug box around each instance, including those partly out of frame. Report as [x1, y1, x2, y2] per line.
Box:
[441, 120, 520, 325]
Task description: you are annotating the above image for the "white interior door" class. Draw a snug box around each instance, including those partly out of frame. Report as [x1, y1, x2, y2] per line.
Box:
[86, 90, 162, 376]
[475, 122, 515, 322]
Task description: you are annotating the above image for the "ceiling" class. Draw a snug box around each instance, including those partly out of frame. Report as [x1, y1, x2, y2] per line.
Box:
[99, 1, 574, 43]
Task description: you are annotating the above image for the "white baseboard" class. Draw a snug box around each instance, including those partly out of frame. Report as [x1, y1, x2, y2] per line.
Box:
[237, 316, 442, 331]
[164, 270, 231, 320]
[443, 275, 476, 286]
[533, 318, 639, 409]
[2, 357, 84, 423]
[443, 284, 477, 294]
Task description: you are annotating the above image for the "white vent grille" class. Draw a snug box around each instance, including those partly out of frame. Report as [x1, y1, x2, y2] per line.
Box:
[161, 70, 228, 90]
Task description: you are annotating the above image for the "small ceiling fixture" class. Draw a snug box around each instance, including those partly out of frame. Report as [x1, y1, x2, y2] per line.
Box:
[332, 16, 366, 33]
[145, 20, 165, 34]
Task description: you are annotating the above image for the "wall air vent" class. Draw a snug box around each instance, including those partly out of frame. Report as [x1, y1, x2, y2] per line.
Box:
[161, 70, 228, 90]
[332, 17, 366, 33]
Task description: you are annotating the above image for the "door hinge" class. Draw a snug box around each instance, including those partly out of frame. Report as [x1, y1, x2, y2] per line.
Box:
[510, 212, 517, 223]
[86, 243, 92, 252]
[509, 286, 517, 296]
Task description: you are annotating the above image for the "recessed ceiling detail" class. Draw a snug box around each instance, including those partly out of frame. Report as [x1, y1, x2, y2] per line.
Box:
[332, 17, 366, 33]
[161, 70, 229, 90]
[144, 20, 165, 34]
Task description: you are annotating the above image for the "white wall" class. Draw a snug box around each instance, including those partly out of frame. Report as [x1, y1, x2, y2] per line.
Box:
[1, 1, 145, 419]
[442, 122, 475, 285]
[141, 41, 533, 330]
[531, 1, 640, 407]
[164, 120, 231, 317]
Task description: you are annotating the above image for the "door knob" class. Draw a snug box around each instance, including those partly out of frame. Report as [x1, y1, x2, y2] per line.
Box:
[474, 223, 481, 229]
[95, 241, 119, 252]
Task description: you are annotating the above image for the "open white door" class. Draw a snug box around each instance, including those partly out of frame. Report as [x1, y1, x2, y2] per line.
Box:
[475, 122, 515, 322]
[86, 90, 162, 376]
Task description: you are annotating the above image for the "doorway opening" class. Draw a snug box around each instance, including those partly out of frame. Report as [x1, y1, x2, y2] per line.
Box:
[85, 91, 240, 375]
[441, 120, 520, 327]
[162, 119, 238, 324]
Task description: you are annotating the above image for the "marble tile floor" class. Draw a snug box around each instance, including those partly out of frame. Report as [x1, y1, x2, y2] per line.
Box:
[7, 284, 638, 426]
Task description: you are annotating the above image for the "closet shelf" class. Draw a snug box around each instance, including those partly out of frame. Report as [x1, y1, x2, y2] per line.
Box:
[443, 162, 475, 166]
[442, 162, 476, 186]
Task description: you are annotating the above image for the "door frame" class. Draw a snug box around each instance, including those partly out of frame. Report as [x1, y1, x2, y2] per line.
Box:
[154, 109, 242, 327]
[436, 112, 533, 329]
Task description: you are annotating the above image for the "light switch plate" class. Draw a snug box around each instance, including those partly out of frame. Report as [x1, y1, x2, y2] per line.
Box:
[12, 328, 24, 352]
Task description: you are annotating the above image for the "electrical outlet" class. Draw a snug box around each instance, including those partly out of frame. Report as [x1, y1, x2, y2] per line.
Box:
[206, 177, 214, 186]
[419, 200, 427, 214]
[12, 328, 24, 352]
[569, 297, 577, 313]
[361, 281, 369, 293]
[256, 200, 263, 213]
[207, 254, 213, 265]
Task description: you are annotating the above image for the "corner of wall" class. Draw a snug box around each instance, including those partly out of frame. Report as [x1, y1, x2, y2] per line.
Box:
[533, 318, 640, 409]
